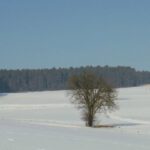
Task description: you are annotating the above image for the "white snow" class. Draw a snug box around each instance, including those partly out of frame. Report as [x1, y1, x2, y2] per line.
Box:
[0, 86, 150, 150]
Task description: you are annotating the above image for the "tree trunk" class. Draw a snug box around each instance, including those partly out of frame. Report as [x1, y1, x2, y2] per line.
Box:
[87, 114, 94, 127]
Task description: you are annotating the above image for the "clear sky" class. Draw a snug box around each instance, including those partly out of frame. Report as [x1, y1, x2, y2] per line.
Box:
[0, 0, 150, 70]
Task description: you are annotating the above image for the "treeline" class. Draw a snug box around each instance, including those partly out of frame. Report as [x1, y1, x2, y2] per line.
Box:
[0, 66, 150, 92]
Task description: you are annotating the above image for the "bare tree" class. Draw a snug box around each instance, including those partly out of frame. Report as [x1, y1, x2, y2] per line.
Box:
[68, 71, 117, 127]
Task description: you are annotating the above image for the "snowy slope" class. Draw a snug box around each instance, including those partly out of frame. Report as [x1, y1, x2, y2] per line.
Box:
[0, 86, 150, 150]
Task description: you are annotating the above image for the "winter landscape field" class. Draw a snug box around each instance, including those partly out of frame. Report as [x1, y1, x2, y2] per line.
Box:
[0, 86, 150, 150]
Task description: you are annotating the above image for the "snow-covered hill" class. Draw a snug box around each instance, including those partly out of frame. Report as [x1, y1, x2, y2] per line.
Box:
[0, 86, 150, 150]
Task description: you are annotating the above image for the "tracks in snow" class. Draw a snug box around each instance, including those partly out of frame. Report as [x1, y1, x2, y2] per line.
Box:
[109, 114, 150, 125]
[0, 104, 72, 110]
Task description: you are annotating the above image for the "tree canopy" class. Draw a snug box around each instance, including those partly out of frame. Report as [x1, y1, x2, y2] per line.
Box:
[0, 66, 150, 92]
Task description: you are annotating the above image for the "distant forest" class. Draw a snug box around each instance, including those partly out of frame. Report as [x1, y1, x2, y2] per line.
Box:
[0, 66, 150, 93]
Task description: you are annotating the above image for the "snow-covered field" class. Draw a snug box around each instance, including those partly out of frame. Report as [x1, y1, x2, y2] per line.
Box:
[0, 86, 150, 150]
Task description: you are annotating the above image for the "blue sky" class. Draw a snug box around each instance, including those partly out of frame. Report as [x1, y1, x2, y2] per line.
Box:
[0, 0, 150, 70]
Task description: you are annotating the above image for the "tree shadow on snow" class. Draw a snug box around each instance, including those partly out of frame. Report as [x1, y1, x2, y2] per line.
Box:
[0, 93, 8, 97]
[94, 123, 139, 128]
[113, 122, 139, 127]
